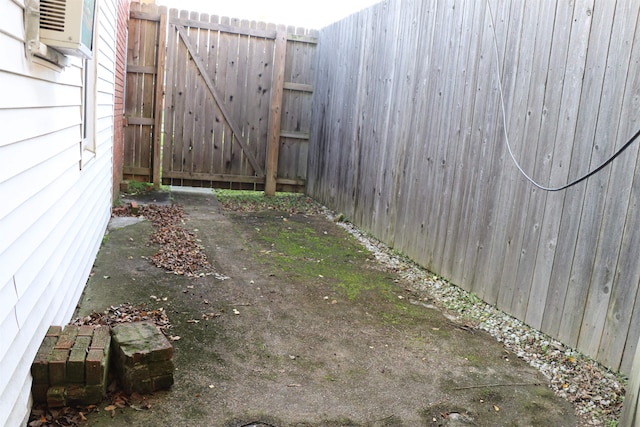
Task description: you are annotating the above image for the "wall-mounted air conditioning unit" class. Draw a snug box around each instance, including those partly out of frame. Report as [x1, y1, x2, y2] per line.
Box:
[39, 0, 97, 59]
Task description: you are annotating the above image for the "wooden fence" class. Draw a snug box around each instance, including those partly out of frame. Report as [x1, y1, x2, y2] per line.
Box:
[307, 0, 640, 375]
[123, 3, 163, 183]
[123, 3, 317, 192]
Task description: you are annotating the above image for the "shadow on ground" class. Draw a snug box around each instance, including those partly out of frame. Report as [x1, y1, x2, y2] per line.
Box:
[77, 188, 577, 427]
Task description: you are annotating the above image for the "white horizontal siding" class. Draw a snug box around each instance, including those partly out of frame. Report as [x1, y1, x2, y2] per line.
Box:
[0, 170, 80, 269]
[0, 1, 24, 41]
[0, 105, 81, 147]
[0, 72, 81, 109]
[0, 126, 79, 185]
[0, 278, 17, 324]
[0, 288, 57, 426]
[0, 0, 118, 424]
[0, 288, 18, 364]
[1, 368, 31, 427]
[0, 151, 111, 421]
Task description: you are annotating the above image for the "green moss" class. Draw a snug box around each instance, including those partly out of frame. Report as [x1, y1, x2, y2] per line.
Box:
[462, 354, 483, 366]
[532, 386, 556, 400]
[252, 218, 391, 298]
[476, 388, 504, 403]
[430, 327, 451, 338]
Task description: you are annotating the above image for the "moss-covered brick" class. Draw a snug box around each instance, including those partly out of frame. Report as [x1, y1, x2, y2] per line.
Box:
[46, 386, 66, 408]
[152, 374, 174, 391]
[65, 383, 103, 406]
[127, 364, 152, 384]
[112, 321, 173, 366]
[91, 326, 111, 348]
[111, 321, 174, 394]
[55, 326, 79, 350]
[77, 325, 95, 337]
[121, 365, 150, 394]
[148, 360, 174, 378]
[46, 326, 62, 337]
[65, 384, 85, 405]
[31, 326, 63, 403]
[86, 326, 111, 387]
[48, 349, 68, 386]
[86, 349, 105, 387]
[85, 348, 102, 385]
[31, 336, 57, 385]
[32, 324, 113, 406]
[67, 336, 91, 383]
[31, 384, 49, 404]
[126, 378, 153, 395]
[82, 384, 105, 404]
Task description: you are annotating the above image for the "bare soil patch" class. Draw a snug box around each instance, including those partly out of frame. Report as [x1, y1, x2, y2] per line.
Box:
[70, 189, 577, 426]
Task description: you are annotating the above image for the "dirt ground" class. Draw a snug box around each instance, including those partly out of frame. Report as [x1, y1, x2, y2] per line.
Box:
[75, 188, 578, 427]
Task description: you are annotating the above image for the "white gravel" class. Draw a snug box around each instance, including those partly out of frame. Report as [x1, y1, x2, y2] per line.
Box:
[327, 211, 625, 426]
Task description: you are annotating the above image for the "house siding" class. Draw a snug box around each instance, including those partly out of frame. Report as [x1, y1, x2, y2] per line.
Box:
[0, 0, 118, 425]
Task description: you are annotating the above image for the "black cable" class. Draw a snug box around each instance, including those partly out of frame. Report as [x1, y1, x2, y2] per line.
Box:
[548, 127, 640, 192]
[487, 0, 640, 192]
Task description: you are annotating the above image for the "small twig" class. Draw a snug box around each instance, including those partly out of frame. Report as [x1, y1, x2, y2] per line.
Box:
[451, 382, 543, 390]
[446, 320, 475, 333]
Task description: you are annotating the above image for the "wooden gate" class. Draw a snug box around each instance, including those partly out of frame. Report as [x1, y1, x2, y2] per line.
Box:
[122, 3, 317, 193]
[123, 3, 166, 184]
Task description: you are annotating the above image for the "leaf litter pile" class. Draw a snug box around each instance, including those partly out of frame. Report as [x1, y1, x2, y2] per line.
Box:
[214, 189, 323, 215]
[141, 204, 214, 277]
[114, 203, 215, 277]
[70, 302, 171, 332]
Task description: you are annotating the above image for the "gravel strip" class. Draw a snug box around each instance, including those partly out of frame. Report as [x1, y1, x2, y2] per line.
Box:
[326, 211, 625, 426]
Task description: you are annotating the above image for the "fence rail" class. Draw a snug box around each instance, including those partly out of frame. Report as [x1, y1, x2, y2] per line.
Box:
[307, 0, 640, 374]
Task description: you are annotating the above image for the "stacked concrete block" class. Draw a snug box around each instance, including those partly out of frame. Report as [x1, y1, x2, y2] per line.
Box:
[111, 321, 174, 394]
[30, 325, 111, 407]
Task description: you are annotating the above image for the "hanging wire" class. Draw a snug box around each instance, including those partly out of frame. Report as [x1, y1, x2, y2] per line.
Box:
[485, 0, 640, 192]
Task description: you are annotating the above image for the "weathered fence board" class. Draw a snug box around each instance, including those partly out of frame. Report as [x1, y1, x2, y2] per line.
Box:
[123, 3, 165, 182]
[572, 0, 627, 359]
[523, 0, 573, 330]
[308, 0, 640, 375]
[470, 0, 510, 303]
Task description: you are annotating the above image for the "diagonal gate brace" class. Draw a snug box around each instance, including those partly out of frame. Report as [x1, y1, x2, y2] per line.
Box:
[176, 26, 264, 178]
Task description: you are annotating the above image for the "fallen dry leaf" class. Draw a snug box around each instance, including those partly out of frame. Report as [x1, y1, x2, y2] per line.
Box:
[70, 303, 171, 332]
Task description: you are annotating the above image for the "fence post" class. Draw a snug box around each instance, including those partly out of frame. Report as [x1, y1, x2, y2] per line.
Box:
[265, 31, 287, 196]
[620, 337, 640, 426]
[152, 6, 167, 188]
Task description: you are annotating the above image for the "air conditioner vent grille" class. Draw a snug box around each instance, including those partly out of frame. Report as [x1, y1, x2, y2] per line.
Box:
[40, 0, 67, 32]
